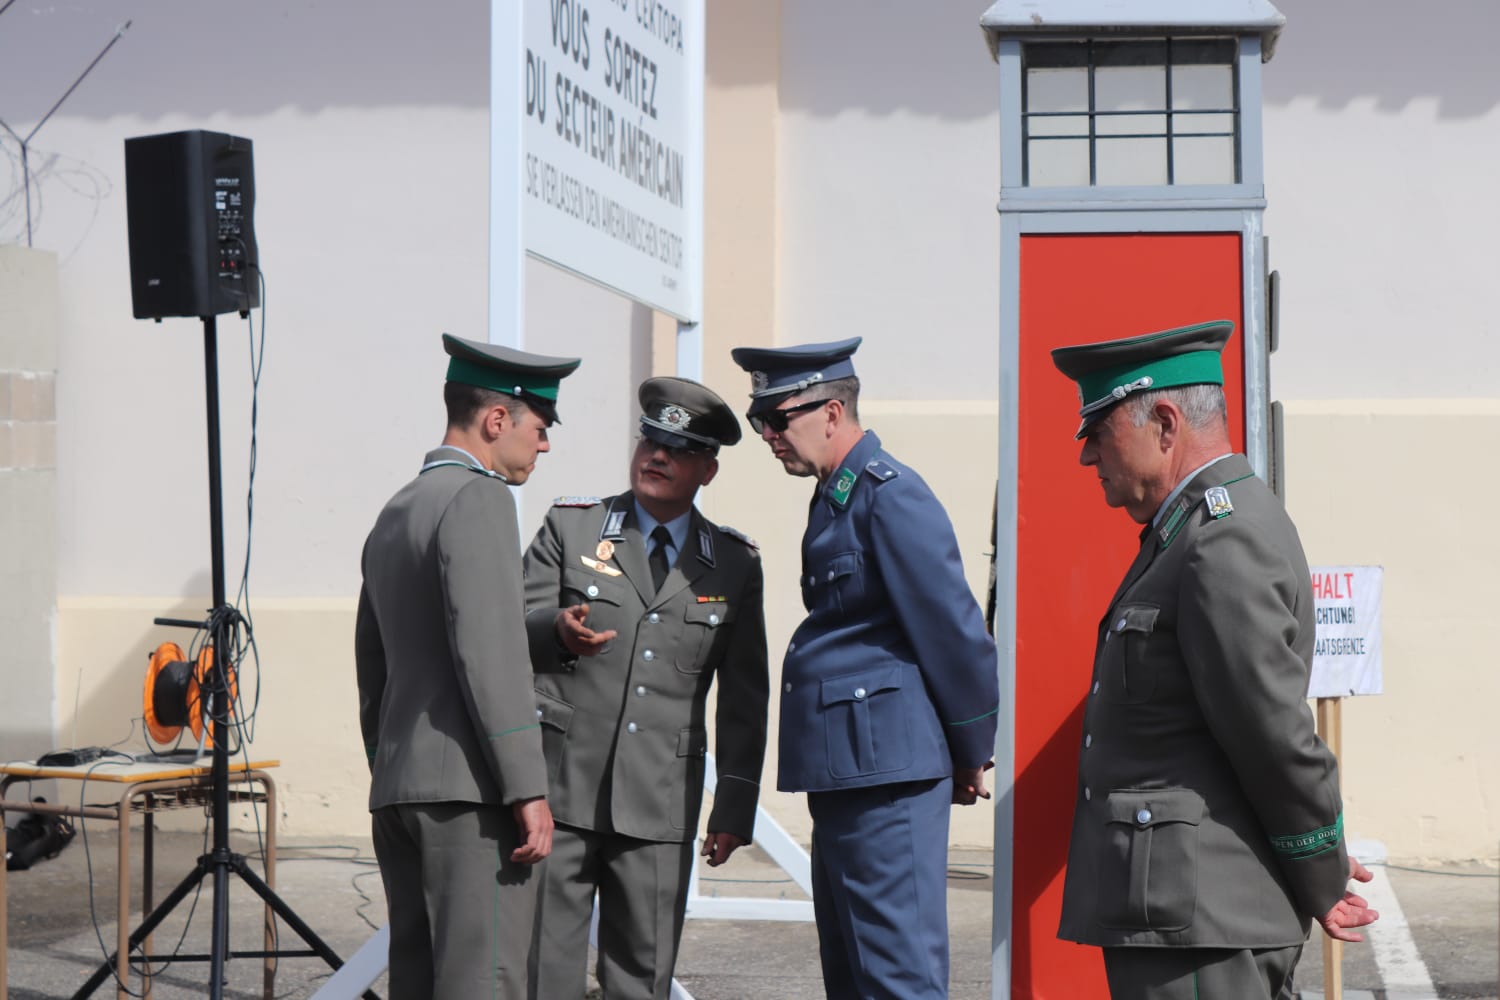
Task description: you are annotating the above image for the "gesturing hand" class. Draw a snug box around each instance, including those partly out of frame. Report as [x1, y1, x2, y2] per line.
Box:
[1320, 856, 1379, 942]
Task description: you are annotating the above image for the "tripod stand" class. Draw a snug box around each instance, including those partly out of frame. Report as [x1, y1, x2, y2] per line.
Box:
[75, 316, 378, 1000]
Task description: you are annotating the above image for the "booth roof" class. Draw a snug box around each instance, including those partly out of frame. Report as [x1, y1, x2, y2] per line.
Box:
[979, 0, 1285, 62]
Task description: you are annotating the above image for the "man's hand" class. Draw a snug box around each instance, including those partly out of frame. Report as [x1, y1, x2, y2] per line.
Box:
[511, 796, 554, 864]
[1320, 855, 1380, 942]
[555, 604, 617, 657]
[700, 832, 748, 867]
[953, 761, 995, 805]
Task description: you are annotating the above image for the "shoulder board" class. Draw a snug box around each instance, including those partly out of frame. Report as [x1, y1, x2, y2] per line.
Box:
[863, 460, 899, 483]
[718, 524, 760, 550]
[552, 496, 602, 508]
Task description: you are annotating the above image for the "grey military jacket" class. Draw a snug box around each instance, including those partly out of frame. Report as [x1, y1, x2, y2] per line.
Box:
[1059, 454, 1350, 949]
[355, 446, 547, 810]
[523, 493, 769, 844]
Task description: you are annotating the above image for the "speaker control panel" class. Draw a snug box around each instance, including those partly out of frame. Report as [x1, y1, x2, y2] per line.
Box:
[214, 177, 249, 280]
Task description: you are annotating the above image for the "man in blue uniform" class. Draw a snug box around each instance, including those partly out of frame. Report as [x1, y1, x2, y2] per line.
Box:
[730, 337, 1000, 999]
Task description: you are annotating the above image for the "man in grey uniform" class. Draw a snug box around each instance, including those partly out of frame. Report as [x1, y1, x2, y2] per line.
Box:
[355, 333, 580, 999]
[523, 377, 768, 1000]
[1050, 320, 1379, 999]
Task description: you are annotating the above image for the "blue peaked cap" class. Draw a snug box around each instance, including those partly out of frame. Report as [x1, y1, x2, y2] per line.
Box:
[729, 337, 862, 415]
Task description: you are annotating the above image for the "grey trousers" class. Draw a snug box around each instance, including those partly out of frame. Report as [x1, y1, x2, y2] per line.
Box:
[1103, 944, 1304, 1000]
[372, 802, 538, 1000]
[527, 822, 695, 1000]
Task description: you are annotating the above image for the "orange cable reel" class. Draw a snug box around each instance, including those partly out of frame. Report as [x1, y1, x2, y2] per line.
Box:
[143, 641, 239, 749]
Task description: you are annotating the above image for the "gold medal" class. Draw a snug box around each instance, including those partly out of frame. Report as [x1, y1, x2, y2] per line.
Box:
[596, 539, 615, 562]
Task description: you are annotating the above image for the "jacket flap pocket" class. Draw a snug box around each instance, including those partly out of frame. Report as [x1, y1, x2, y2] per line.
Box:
[819, 665, 903, 707]
[562, 567, 624, 606]
[676, 727, 707, 757]
[813, 551, 860, 587]
[534, 689, 574, 732]
[1106, 788, 1205, 828]
[1110, 603, 1160, 635]
[684, 602, 734, 627]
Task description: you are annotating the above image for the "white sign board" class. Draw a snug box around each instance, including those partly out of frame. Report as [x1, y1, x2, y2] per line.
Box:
[1307, 565, 1383, 698]
[520, 0, 703, 320]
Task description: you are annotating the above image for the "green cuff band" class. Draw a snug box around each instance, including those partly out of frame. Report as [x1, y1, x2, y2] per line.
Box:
[489, 723, 541, 739]
[447, 356, 561, 400]
[1270, 812, 1344, 860]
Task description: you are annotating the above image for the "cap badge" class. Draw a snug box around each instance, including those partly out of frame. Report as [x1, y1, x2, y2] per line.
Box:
[751, 371, 770, 393]
[658, 403, 692, 430]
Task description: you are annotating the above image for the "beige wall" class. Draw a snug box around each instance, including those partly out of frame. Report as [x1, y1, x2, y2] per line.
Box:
[0, 247, 60, 765]
[1283, 401, 1500, 861]
[16, 0, 1500, 862]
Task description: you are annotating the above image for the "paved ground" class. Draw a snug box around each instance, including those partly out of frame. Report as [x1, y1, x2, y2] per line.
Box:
[2, 825, 1495, 998]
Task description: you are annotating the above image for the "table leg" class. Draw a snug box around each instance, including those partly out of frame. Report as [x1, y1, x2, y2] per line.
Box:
[143, 792, 155, 1000]
[261, 774, 278, 1000]
[117, 786, 133, 1000]
[1, 791, 10, 997]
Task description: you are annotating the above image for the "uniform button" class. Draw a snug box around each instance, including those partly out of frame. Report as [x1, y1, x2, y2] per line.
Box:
[536, 708, 543, 719]
[708, 613, 720, 626]
[853, 687, 867, 700]
[626, 722, 638, 733]
[784, 682, 792, 693]
[636, 685, 647, 696]
[1092, 681, 1100, 695]
[642, 649, 655, 662]
[587, 584, 599, 598]
[806, 575, 815, 586]
[1116, 617, 1127, 631]
[1084, 787, 1092, 801]
[1136, 808, 1152, 825]
[1084, 734, 1092, 748]
[788, 642, 796, 653]
[648, 612, 660, 624]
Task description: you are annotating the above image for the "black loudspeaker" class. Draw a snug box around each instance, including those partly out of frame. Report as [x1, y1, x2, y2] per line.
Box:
[125, 129, 259, 320]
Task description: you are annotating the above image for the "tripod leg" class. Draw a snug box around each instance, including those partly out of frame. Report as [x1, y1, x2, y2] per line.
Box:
[262, 775, 277, 1000]
[73, 858, 211, 1000]
[230, 859, 382, 1000]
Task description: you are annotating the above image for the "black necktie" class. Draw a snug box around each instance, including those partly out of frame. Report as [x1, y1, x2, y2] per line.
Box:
[649, 525, 672, 592]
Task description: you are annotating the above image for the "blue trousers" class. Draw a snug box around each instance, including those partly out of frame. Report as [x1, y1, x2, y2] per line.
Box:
[807, 777, 953, 1000]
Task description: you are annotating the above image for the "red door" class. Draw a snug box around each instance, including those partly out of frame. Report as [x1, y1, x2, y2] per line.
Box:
[1012, 232, 1247, 998]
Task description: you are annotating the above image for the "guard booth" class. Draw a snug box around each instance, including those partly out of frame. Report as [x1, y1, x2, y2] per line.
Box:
[980, 3, 1286, 997]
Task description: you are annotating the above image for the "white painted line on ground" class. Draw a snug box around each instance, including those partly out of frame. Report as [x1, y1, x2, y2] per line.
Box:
[1353, 840, 1439, 1000]
[1300, 991, 1376, 1000]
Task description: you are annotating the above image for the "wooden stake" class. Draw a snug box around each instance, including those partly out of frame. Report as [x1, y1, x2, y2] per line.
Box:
[1317, 696, 1344, 1000]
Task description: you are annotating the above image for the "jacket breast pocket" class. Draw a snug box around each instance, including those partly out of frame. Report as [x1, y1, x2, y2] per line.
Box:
[1101, 603, 1160, 704]
[1098, 787, 1204, 932]
[821, 666, 911, 779]
[678, 603, 734, 674]
[533, 688, 574, 785]
[804, 551, 863, 616]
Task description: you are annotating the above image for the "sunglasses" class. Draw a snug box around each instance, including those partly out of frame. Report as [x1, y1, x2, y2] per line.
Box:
[747, 398, 827, 434]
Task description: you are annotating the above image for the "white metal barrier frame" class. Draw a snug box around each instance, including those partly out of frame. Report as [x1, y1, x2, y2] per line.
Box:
[313, 754, 813, 1000]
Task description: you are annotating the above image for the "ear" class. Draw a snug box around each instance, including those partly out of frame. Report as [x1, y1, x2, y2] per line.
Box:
[1152, 399, 1183, 451]
[483, 402, 510, 440]
[822, 398, 843, 436]
[699, 456, 720, 489]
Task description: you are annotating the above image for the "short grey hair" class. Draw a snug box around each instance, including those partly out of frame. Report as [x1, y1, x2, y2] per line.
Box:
[791, 375, 860, 424]
[1122, 384, 1227, 431]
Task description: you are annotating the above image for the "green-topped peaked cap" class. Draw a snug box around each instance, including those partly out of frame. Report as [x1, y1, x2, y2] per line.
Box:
[442, 333, 581, 424]
[1051, 320, 1234, 439]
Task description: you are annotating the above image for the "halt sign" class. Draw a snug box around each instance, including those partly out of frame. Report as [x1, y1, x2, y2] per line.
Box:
[1307, 565, 1383, 698]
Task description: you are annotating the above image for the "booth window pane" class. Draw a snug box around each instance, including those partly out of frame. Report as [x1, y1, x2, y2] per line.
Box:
[1020, 37, 1240, 187]
[1172, 136, 1236, 185]
[1173, 64, 1234, 110]
[1096, 113, 1167, 137]
[1095, 136, 1168, 186]
[1028, 139, 1091, 187]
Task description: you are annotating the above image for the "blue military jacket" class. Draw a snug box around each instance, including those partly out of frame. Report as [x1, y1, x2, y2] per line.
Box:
[778, 430, 999, 793]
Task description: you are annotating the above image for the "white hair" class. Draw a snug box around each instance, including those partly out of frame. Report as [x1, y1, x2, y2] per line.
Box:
[1122, 384, 1227, 430]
